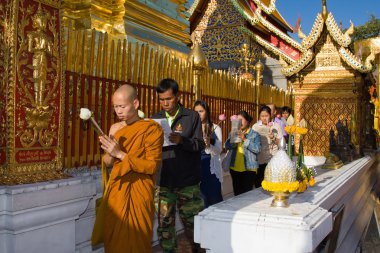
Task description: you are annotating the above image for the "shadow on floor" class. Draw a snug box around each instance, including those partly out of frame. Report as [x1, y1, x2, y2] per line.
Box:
[152, 233, 193, 253]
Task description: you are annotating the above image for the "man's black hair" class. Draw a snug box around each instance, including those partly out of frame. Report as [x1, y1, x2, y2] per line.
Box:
[156, 78, 179, 95]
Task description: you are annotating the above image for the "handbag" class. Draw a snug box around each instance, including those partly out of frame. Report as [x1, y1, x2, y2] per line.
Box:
[221, 150, 232, 172]
[91, 157, 110, 246]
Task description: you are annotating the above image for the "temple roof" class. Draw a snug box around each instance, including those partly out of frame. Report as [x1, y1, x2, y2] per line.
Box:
[189, 0, 375, 77]
[189, 0, 302, 62]
[279, 9, 375, 77]
[249, 0, 293, 32]
[189, 0, 293, 33]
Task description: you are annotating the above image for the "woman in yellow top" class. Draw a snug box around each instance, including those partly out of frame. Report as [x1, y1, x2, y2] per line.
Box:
[225, 111, 261, 196]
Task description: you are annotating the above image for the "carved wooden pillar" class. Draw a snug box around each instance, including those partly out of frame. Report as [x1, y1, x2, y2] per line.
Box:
[254, 60, 264, 116]
[0, 0, 65, 184]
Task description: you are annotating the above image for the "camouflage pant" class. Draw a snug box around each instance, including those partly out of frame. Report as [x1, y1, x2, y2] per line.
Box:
[156, 184, 204, 252]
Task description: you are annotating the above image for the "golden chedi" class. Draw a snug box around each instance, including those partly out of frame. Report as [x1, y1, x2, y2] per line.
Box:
[262, 138, 299, 207]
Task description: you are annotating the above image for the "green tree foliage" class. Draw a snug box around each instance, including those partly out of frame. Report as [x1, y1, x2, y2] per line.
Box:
[350, 14, 380, 42]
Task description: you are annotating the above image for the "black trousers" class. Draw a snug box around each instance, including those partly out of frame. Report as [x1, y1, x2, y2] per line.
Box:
[255, 163, 267, 188]
[229, 169, 256, 196]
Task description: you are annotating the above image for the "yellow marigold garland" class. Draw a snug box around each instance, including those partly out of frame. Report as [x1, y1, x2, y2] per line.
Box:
[297, 180, 308, 193]
[262, 180, 300, 193]
[309, 177, 315, 186]
[284, 125, 308, 135]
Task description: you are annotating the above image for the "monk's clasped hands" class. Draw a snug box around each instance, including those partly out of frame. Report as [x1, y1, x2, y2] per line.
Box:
[99, 135, 126, 160]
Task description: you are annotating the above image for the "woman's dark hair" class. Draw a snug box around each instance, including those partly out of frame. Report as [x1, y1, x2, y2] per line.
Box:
[259, 105, 272, 117]
[193, 100, 213, 126]
[282, 106, 292, 114]
[156, 78, 179, 95]
[237, 110, 253, 124]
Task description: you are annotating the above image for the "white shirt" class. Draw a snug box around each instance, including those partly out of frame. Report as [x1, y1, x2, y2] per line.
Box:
[205, 124, 223, 182]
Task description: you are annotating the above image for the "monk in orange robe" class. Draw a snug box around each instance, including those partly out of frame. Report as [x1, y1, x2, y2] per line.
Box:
[93, 84, 163, 253]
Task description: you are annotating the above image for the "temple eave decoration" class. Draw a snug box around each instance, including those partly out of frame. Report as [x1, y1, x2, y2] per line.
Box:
[275, 11, 375, 77]
[281, 50, 314, 77]
[338, 47, 374, 73]
[229, 0, 302, 55]
[299, 13, 324, 50]
[325, 13, 353, 48]
[239, 26, 296, 64]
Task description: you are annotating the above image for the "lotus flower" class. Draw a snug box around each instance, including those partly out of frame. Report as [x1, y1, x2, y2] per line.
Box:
[286, 115, 294, 126]
[138, 110, 145, 118]
[210, 114, 227, 134]
[218, 114, 226, 121]
[298, 118, 308, 128]
[79, 108, 104, 135]
[80, 108, 92, 120]
[230, 115, 238, 121]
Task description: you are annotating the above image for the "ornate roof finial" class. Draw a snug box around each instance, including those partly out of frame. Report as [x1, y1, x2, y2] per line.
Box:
[188, 42, 208, 70]
[322, 0, 328, 21]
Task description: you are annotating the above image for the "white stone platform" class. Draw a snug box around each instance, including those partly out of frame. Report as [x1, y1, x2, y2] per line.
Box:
[0, 176, 97, 253]
[195, 155, 378, 253]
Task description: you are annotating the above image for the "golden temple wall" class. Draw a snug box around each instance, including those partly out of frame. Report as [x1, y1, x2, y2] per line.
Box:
[63, 29, 291, 168]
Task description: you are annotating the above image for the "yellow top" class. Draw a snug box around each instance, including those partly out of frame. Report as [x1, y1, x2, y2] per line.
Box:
[230, 142, 245, 172]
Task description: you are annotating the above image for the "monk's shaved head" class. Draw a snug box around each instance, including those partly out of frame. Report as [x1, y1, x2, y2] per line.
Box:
[113, 85, 137, 102]
[112, 85, 140, 123]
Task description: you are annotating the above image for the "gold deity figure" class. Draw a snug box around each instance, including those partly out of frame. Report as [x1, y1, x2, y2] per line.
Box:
[373, 98, 379, 133]
[350, 113, 359, 147]
[239, 43, 253, 73]
[27, 3, 52, 107]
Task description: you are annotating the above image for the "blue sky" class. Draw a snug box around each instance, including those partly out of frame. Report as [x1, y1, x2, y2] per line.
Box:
[276, 0, 379, 40]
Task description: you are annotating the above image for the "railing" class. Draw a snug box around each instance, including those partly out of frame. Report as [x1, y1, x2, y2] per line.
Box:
[63, 71, 257, 168]
[63, 29, 291, 168]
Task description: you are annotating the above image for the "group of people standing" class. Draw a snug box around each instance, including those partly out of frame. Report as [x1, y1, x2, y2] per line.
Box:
[93, 78, 292, 253]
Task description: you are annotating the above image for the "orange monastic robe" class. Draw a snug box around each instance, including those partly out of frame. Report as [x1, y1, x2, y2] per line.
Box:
[94, 119, 163, 253]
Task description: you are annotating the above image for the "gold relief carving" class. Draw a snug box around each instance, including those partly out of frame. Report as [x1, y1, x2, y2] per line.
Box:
[193, 0, 246, 61]
[196, 0, 225, 30]
[16, 2, 60, 148]
[0, 0, 11, 155]
[28, 4, 53, 106]
[20, 107, 55, 147]
[0, 117, 5, 147]
[315, 33, 344, 69]
[195, 26, 247, 63]
[0, 164, 67, 185]
[301, 71, 357, 84]
[316, 56, 341, 68]
[0, 0, 65, 184]
[1, 0, 14, 171]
